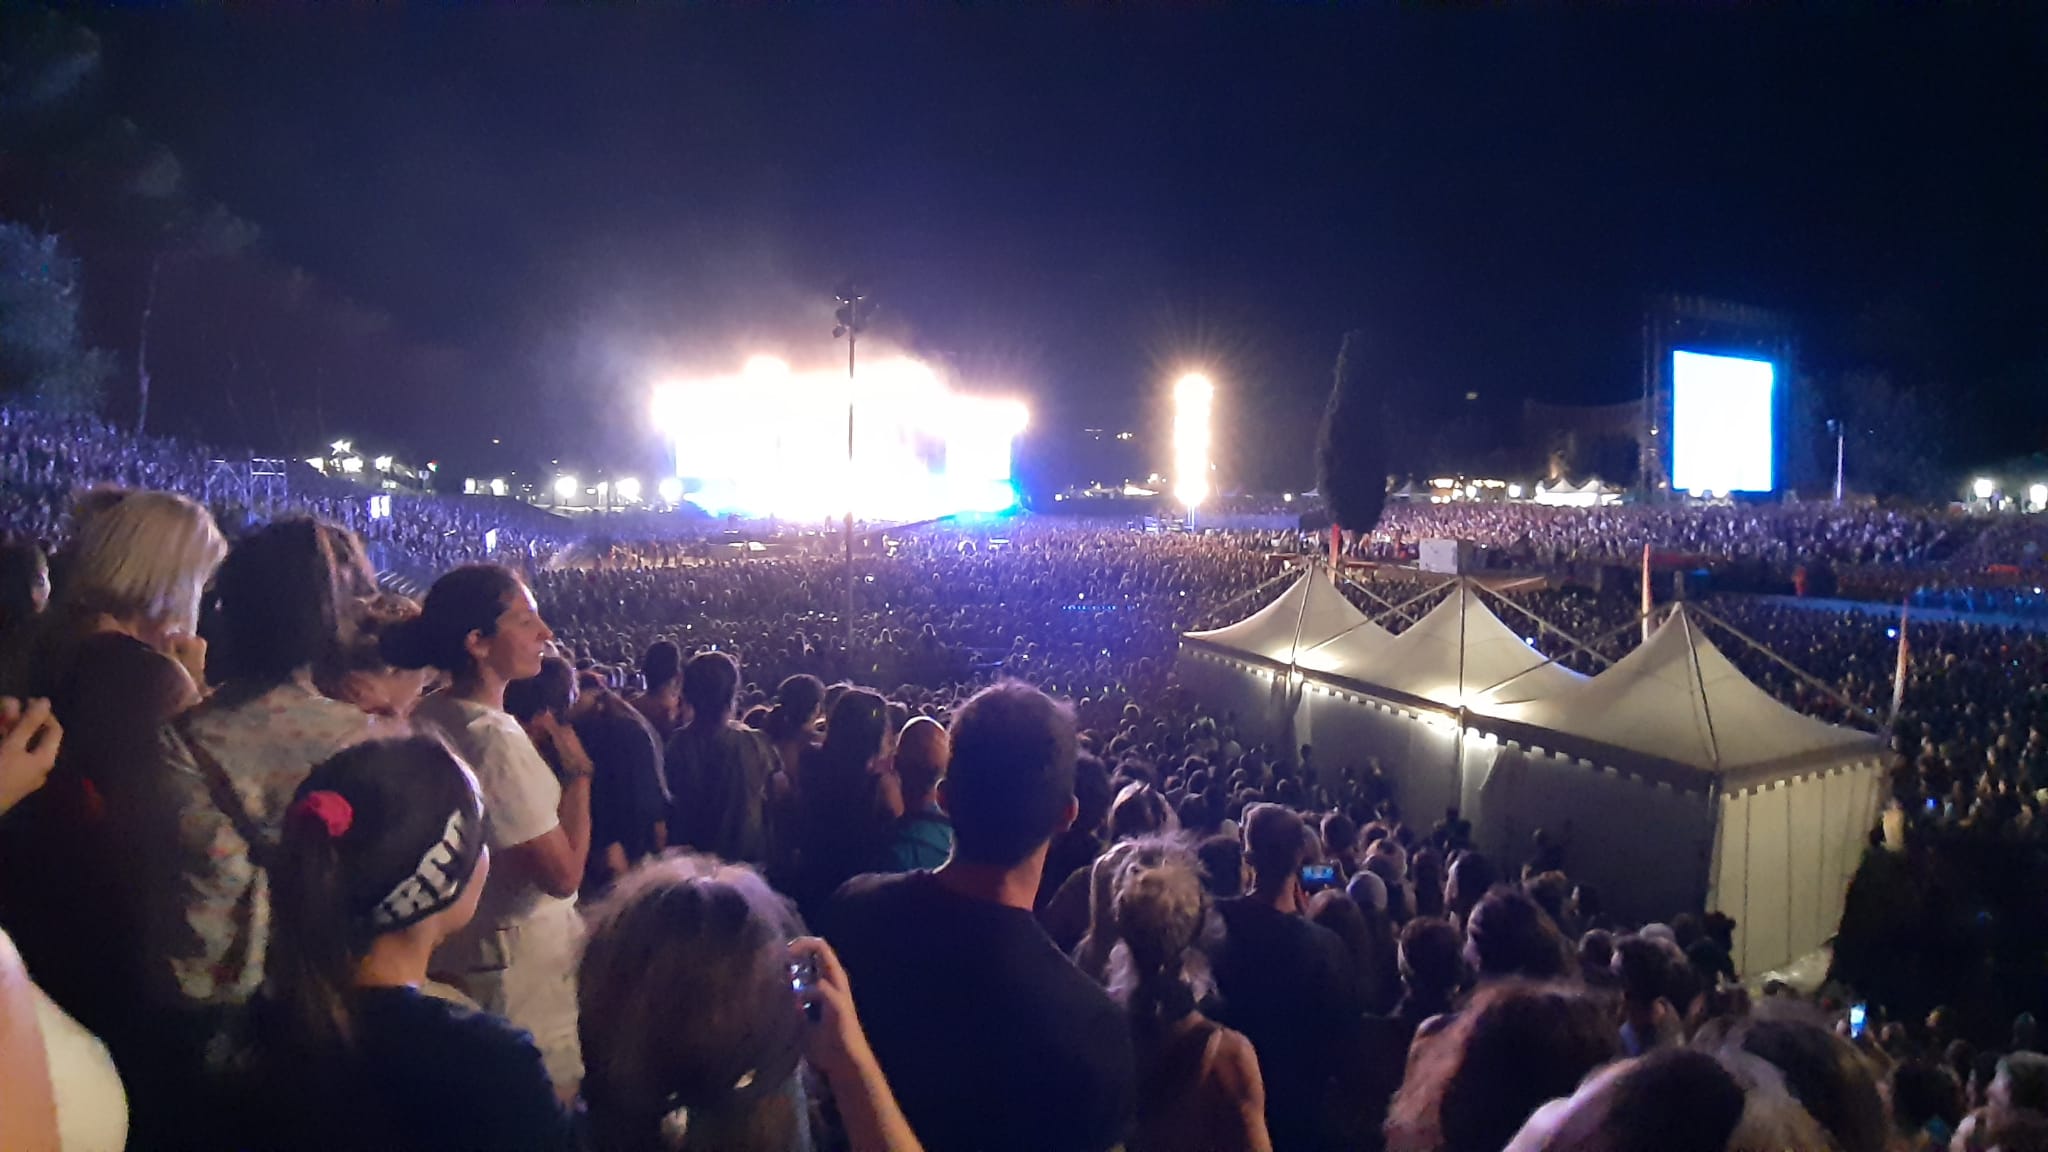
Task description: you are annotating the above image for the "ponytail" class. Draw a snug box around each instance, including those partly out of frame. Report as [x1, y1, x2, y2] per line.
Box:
[1127, 948, 1196, 1026]
[268, 796, 362, 1056]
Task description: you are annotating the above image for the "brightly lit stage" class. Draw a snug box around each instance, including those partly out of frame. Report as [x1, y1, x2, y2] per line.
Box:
[652, 357, 1028, 523]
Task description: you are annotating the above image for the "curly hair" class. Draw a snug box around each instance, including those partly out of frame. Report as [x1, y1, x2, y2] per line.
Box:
[1385, 979, 1618, 1152]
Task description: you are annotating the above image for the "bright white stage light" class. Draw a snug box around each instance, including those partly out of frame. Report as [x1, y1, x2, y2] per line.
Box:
[554, 475, 579, 500]
[2030, 483, 2047, 511]
[489, 478, 508, 497]
[657, 477, 684, 505]
[615, 477, 642, 503]
[1973, 477, 1996, 501]
[1173, 373, 1214, 509]
[651, 357, 1025, 521]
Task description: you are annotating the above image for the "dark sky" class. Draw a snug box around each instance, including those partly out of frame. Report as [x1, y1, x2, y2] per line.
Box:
[78, 7, 2048, 488]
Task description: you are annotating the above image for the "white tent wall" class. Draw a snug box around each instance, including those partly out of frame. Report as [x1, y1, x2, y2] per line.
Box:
[1711, 760, 1885, 977]
[1295, 685, 1466, 821]
[1179, 585, 1886, 974]
[1473, 744, 1719, 924]
[1175, 648, 1295, 746]
[1179, 645, 1882, 969]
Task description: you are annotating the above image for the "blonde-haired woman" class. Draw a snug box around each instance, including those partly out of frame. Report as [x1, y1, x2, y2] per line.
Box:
[1105, 839, 1270, 1152]
[0, 491, 223, 981]
[0, 489, 226, 1122]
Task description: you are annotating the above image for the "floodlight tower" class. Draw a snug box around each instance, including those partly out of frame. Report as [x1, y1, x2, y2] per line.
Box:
[834, 283, 872, 654]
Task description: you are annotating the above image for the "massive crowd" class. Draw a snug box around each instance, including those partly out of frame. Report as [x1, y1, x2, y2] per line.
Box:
[4, 403, 2048, 1149]
[1360, 502, 1973, 570]
[0, 407, 562, 580]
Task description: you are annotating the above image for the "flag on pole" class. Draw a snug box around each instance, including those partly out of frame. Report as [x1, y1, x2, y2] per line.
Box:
[1330, 524, 1342, 582]
[1641, 541, 1654, 643]
[1891, 601, 1911, 720]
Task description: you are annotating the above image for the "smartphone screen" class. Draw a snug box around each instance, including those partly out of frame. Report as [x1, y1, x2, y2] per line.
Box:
[1848, 1003, 1867, 1038]
[1300, 863, 1338, 893]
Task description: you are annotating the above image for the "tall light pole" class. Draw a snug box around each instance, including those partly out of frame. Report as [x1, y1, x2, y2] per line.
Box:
[834, 284, 870, 657]
[1827, 419, 1845, 504]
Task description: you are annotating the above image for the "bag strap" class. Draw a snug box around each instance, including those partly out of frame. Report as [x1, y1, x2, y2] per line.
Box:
[173, 712, 276, 870]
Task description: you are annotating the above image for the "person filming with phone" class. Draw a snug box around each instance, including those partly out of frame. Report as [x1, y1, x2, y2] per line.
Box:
[1203, 804, 1360, 1152]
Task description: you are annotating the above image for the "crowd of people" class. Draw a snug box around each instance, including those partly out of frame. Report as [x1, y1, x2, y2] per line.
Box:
[1359, 501, 1976, 570]
[5, 400, 2048, 1148]
[0, 406, 564, 580]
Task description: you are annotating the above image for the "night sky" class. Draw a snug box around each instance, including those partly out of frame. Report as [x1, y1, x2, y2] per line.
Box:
[58, 8, 2048, 488]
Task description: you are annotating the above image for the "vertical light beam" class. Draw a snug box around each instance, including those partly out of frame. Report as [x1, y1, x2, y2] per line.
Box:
[1173, 373, 1214, 508]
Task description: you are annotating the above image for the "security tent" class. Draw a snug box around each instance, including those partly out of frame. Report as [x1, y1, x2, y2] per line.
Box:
[1179, 581, 1885, 974]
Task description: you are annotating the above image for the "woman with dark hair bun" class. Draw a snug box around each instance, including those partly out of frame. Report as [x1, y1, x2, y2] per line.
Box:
[319, 592, 433, 719]
[234, 736, 573, 1152]
[396, 564, 593, 1095]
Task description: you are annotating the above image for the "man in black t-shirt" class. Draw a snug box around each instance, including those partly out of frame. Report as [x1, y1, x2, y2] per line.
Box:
[1206, 803, 1361, 1152]
[826, 682, 1134, 1152]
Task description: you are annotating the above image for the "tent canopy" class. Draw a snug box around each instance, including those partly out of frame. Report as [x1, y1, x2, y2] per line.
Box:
[1184, 571, 1385, 665]
[1323, 582, 1586, 709]
[1491, 605, 1881, 776]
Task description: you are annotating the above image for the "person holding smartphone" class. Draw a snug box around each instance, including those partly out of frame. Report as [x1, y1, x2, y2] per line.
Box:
[1204, 804, 1361, 1152]
[577, 855, 923, 1152]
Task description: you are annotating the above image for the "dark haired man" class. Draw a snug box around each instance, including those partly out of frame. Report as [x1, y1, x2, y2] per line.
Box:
[628, 638, 685, 740]
[827, 681, 1134, 1152]
[1205, 802, 1358, 1152]
[663, 650, 775, 865]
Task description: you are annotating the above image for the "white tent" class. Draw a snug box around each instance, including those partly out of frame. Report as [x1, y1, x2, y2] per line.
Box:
[1183, 570, 1384, 665]
[1325, 582, 1587, 710]
[1533, 477, 1624, 508]
[1490, 606, 1875, 774]
[1476, 606, 1886, 974]
[1178, 583, 1887, 975]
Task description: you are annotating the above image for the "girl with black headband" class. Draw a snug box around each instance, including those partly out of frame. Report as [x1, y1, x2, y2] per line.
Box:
[231, 736, 573, 1152]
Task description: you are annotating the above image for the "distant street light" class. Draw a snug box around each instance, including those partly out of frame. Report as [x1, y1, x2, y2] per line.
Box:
[554, 474, 579, 502]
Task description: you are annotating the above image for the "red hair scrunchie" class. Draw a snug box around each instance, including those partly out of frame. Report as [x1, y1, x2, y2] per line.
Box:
[291, 790, 354, 839]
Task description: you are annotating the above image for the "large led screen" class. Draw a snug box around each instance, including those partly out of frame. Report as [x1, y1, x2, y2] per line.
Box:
[1671, 350, 1775, 495]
